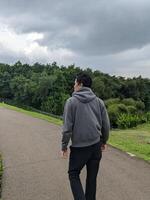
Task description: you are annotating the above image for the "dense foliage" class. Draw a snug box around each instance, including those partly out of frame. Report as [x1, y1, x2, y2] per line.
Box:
[105, 98, 150, 128]
[0, 61, 150, 128]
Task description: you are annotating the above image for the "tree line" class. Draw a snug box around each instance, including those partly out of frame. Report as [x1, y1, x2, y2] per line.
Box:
[0, 61, 150, 128]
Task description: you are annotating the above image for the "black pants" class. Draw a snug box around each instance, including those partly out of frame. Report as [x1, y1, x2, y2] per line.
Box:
[68, 140, 102, 200]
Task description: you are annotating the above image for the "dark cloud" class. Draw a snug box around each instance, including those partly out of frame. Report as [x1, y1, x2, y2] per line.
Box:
[0, 0, 150, 77]
[1, 0, 150, 54]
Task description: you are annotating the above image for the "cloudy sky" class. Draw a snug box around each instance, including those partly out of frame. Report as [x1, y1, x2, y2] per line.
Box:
[0, 0, 150, 78]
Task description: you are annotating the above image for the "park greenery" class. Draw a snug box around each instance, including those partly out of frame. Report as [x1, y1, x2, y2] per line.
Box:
[0, 102, 149, 162]
[0, 153, 3, 198]
[0, 61, 150, 129]
[0, 61, 149, 196]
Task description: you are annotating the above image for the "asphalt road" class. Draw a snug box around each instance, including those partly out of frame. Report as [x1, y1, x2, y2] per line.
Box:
[0, 107, 150, 200]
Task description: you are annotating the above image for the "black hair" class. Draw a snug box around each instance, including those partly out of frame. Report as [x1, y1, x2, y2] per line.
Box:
[76, 73, 92, 88]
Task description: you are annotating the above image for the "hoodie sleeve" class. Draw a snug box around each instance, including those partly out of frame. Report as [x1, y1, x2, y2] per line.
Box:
[100, 101, 110, 144]
[61, 98, 73, 151]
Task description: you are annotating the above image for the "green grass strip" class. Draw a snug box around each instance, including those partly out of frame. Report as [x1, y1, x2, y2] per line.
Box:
[0, 153, 3, 198]
[0, 154, 2, 176]
[0, 102, 62, 126]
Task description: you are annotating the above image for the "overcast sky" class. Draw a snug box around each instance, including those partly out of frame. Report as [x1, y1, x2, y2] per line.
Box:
[0, 0, 150, 78]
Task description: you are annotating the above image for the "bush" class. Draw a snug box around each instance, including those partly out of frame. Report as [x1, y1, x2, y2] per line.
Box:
[145, 112, 150, 122]
[117, 104, 128, 113]
[105, 98, 120, 108]
[122, 98, 135, 106]
[107, 104, 120, 128]
[41, 93, 69, 115]
[106, 98, 146, 128]
[135, 101, 145, 111]
[127, 105, 137, 114]
[117, 114, 139, 129]
[117, 114, 147, 129]
[107, 103, 128, 128]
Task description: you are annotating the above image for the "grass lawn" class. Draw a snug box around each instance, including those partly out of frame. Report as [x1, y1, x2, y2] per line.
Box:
[0, 154, 3, 177]
[0, 102, 150, 162]
[0, 153, 3, 199]
[109, 123, 150, 162]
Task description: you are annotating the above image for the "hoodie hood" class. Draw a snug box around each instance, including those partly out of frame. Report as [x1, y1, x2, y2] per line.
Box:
[72, 87, 96, 103]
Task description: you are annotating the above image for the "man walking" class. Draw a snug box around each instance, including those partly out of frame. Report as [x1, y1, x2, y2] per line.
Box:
[61, 73, 110, 200]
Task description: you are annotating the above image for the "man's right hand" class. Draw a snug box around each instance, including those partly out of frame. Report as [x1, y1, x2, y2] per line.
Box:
[60, 149, 68, 159]
[101, 144, 107, 151]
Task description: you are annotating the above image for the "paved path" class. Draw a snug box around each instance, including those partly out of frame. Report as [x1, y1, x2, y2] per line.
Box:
[0, 107, 150, 200]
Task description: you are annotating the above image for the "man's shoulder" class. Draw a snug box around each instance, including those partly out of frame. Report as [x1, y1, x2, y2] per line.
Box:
[96, 96, 105, 106]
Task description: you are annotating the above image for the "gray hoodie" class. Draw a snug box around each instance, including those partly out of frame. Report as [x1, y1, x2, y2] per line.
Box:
[61, 87, 110, 150]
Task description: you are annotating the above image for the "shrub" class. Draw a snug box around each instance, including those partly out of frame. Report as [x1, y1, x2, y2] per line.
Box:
[106, 98, 146, 128]
[117, 104, 128, 113]
[41, 93, 69, 115]
[145, 112, 150, 122]
[105, 98, 120, 108]
[122, 98, 135, 106]
[127, 105, 137, 114]
[107, 104, 120, 128]
[117, 113, 147, 129]
[107, 103, 128, 128]
[117, 114, 139, 129]
[135, 101, 145, 111]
